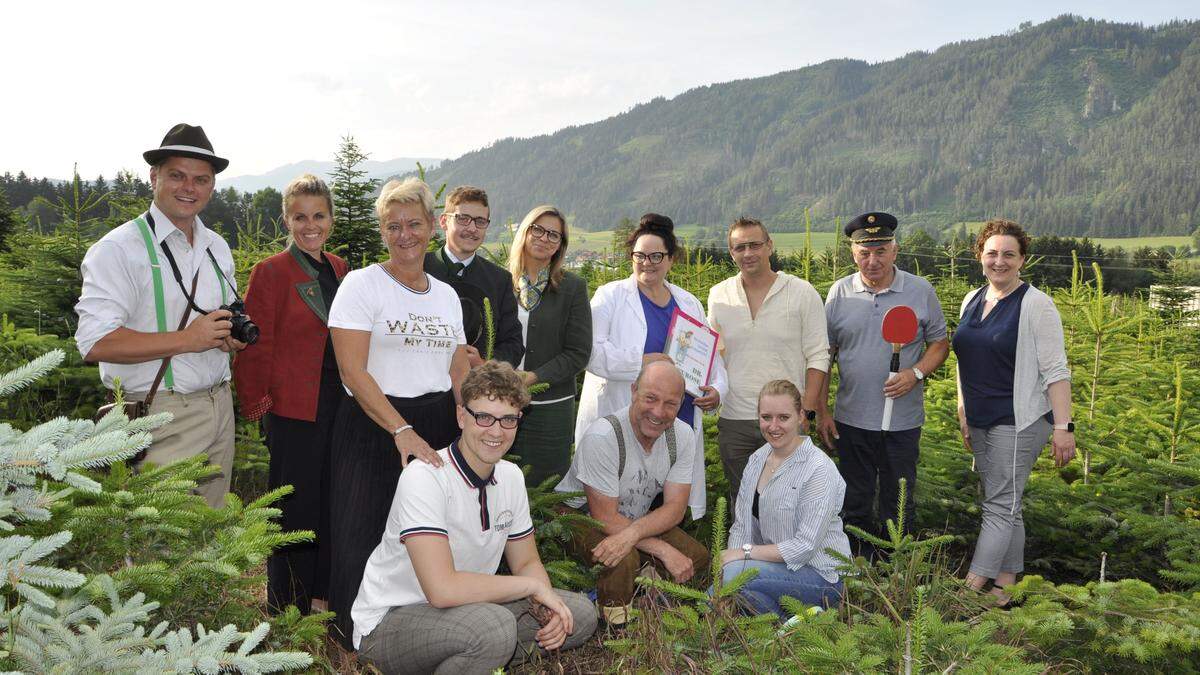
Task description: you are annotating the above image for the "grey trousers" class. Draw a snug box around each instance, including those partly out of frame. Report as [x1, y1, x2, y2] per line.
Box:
[357, 589, 597, 675]
[717, 417, 765, 511]
[967, 418, 1052, 579]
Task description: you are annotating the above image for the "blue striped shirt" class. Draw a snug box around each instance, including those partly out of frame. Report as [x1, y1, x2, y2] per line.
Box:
[727, 438, 851, 583]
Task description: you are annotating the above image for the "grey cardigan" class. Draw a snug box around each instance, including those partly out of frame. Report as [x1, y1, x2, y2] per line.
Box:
[959, 283, 1071, 432]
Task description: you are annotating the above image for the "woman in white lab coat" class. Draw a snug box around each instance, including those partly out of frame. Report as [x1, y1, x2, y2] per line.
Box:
[574, 213, 727, 519]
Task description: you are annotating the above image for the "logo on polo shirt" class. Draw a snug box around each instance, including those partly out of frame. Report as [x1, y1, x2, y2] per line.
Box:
[494, 509, 514, 533]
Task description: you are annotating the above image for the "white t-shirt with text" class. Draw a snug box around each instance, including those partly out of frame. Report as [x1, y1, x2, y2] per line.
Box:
[327, 264, 465, 398]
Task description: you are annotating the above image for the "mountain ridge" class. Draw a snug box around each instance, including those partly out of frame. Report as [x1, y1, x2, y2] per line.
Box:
[224, 157, 442, 193]
[413, 15, 1200, 238]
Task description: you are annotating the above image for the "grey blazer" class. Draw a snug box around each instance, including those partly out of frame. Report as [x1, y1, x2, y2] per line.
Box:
[522, 271, 592, 402]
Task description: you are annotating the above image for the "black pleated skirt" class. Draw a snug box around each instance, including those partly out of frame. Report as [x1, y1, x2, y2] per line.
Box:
[263, 370, 343, 615]
[326, 389, 458, 649]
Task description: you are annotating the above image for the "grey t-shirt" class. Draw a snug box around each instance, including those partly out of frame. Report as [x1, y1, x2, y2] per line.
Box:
[825, 268, 947, 431]
[555, 408, 695, 519]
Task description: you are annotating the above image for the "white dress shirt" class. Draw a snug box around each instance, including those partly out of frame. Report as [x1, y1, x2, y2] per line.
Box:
[707, 272, 830, 420]
[74, 202, 237, 394]
[443, 245, 475, 275]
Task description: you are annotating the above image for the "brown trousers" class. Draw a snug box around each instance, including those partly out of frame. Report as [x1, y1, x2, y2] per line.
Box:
[562, 507, 710, 607]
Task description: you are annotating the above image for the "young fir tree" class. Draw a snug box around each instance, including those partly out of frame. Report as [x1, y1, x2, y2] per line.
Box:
[328, 135, 382, 267]
[0, 350, 313, 672]
[0, 167, 105, 336]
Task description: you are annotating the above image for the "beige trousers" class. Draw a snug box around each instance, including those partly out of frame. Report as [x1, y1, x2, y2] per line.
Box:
[130, 381, 235, 509]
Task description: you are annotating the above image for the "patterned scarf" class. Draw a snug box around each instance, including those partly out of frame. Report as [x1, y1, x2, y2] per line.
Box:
[517, 266, 551, 311]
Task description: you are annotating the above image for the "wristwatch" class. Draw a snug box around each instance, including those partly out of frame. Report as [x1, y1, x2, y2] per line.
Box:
[911, 366, 925, 380]
[805, 410, 817, 421]
[1053, 422, 1075, 432]
[742, 543, 753, 560]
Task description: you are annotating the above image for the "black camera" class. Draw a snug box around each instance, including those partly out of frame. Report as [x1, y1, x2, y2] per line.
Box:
[221, 300, 260, 345]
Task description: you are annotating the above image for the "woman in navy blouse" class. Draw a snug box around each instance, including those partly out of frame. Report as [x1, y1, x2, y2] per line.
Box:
[953, 219, 1076, 607]
[719, 380, 851, 617]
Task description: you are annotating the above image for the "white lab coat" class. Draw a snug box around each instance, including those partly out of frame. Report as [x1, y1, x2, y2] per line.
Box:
[575, 276, 728, 519]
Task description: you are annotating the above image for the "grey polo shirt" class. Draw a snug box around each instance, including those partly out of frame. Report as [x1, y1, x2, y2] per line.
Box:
[825, 268, 947, 431]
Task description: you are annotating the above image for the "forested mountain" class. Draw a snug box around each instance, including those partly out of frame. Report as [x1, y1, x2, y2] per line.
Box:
[421, 16, 1200, 237]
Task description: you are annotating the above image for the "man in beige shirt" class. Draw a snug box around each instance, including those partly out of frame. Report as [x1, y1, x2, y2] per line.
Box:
[707, 218, 831, 509]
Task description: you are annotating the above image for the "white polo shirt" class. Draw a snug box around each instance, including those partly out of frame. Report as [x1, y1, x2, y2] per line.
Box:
[351, 442, 535, 648]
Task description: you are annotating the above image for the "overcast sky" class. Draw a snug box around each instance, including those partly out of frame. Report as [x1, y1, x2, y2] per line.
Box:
[2, 0, 1195, 181]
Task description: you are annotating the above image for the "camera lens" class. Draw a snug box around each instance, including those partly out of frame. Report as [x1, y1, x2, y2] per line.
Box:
[235, 318, 260, 345]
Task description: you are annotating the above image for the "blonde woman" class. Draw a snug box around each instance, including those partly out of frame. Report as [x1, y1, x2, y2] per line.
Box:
[325, 177, 469, 647]
[233, 173, 347, 615]
[506, 205, 591, 486]
[720, 380, 850, 616]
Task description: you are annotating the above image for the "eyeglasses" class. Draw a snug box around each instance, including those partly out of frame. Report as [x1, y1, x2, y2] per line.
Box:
[632, 251, 667, 264]
[731, 240, 767, 254]
[449, 212, 491, 229]
[528, 223, 562, 243]
[463, 404, 521, 429]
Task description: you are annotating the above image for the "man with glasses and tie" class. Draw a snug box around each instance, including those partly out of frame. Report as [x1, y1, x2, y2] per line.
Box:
[706, 217, 830, 510]
[424, 186, 524, 367]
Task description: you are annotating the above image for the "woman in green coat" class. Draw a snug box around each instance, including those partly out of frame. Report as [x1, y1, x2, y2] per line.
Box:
[507, 205, 592, 486]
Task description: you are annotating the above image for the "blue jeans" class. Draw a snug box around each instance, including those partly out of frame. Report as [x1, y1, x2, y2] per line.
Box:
[718, 559, 843, 617]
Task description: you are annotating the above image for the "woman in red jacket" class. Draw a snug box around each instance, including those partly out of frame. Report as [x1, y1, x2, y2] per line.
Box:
[233, 173, 348, 614]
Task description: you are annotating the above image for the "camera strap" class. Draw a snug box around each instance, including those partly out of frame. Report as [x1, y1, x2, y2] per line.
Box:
[132, 213, 195, 391]
[145, 212, 227, 314]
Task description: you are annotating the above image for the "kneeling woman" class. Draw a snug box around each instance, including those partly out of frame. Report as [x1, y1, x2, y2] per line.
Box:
[719, 380, 851, 616]
[352, 362, 597, 674]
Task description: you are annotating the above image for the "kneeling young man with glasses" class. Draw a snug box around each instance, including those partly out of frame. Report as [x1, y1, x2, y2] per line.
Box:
[352, 361, 596, 674]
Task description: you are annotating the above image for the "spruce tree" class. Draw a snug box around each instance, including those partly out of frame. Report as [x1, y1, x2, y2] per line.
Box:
[328, 135, 381, 267]
[0, 186, 18, 253]
[0, 350, 314, 672]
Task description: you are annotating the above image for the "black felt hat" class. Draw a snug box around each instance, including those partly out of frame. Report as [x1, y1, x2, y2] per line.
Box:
[844, 212, 897, 244]
[143, 123, 229, 173]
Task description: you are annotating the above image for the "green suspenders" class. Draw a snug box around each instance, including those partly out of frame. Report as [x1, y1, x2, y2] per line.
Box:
[132, 214, 228, 392]
[603, 414, 677, 480]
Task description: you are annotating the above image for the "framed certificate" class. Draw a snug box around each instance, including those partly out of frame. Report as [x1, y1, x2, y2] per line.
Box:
[663, 307, 719, 398]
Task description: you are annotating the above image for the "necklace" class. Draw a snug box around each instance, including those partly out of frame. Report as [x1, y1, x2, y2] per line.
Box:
[379, 261, 429, 294]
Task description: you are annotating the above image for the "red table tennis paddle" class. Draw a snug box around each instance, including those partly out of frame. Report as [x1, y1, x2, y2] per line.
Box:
[880, 305, 919, 431]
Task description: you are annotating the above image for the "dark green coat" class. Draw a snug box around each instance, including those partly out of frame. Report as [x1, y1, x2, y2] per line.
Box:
[523, 271, 592, 402]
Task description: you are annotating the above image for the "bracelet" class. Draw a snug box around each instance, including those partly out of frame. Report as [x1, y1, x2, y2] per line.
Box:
[392, 424, 413, 437]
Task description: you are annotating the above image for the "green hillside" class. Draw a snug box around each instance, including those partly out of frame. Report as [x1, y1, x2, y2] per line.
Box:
[423, 16, 1200, 238]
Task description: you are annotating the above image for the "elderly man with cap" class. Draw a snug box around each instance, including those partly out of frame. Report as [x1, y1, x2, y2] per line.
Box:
[816, 212, 948, 559]
[75, 123, 246, 508]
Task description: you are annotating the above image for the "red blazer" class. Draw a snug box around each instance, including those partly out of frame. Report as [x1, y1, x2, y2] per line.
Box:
[233, 246, 349, 421]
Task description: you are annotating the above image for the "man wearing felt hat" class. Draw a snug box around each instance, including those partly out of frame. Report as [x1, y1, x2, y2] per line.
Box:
[815, 212, 949, 559]
[75, 123, 244, 509]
